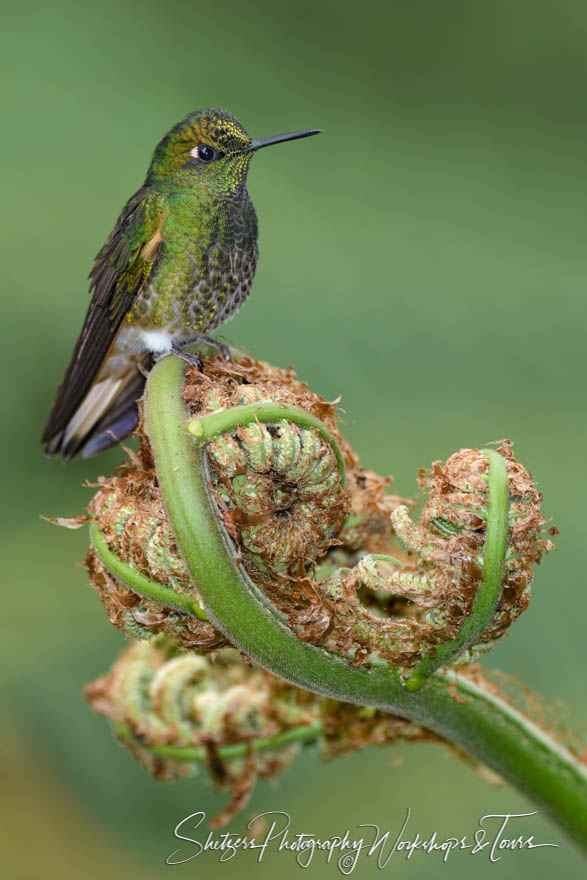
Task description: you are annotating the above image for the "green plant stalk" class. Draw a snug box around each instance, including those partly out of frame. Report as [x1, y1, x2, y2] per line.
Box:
[90, 521, 207, 620]
[405, 448, 508, 690]
[116, 719, 325, 762]
[144, 355, 587, 851]
[186, 401, 346, 486]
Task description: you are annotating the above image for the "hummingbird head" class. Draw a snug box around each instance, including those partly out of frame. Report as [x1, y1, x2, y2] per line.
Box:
[146, 108, 321, 193]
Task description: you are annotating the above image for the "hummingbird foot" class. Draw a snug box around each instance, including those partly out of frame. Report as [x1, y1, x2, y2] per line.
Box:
[170, 347, 204, 371]
[177, 334, 232, 361]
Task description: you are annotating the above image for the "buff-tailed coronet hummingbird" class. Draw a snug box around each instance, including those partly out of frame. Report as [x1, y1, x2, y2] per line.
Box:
[42, 108, 321, 460]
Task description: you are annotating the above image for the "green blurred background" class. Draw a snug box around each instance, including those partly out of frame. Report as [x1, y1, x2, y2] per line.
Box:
[1, 1, 586, 876]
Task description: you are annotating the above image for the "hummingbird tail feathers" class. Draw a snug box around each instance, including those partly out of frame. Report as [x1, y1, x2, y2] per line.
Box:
[80, 402, 141, 458]
[43, 360, 149, 461]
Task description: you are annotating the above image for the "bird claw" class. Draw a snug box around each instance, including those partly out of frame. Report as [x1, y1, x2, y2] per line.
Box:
[171, 349, 203, 371]
[214, 341, 232, 361]
[180, 334, 231, 361]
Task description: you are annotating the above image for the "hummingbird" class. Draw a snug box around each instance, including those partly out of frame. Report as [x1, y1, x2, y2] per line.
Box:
[42, 108, 321, 461]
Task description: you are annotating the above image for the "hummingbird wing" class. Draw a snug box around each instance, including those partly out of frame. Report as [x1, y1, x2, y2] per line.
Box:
[42, 189, 165, 457]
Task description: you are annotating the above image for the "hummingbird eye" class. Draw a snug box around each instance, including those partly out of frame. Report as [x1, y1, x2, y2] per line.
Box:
[197, 144, 217, 162]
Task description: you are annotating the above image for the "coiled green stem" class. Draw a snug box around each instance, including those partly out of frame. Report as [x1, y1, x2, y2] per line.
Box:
[133, 354, 587, 851]
[186, 401, 346, 485]
[404, 448, 508, 690]
[90, 522, 208, 621]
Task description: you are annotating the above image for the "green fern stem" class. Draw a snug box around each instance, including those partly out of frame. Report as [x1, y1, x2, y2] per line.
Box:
[132, 354, 587, 851]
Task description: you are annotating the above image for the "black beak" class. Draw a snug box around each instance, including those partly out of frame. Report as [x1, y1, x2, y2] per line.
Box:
[248, 129, 322, 152]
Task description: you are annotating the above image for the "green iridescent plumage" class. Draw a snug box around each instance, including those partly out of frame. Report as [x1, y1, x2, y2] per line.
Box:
[42, 108, 320, 460]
